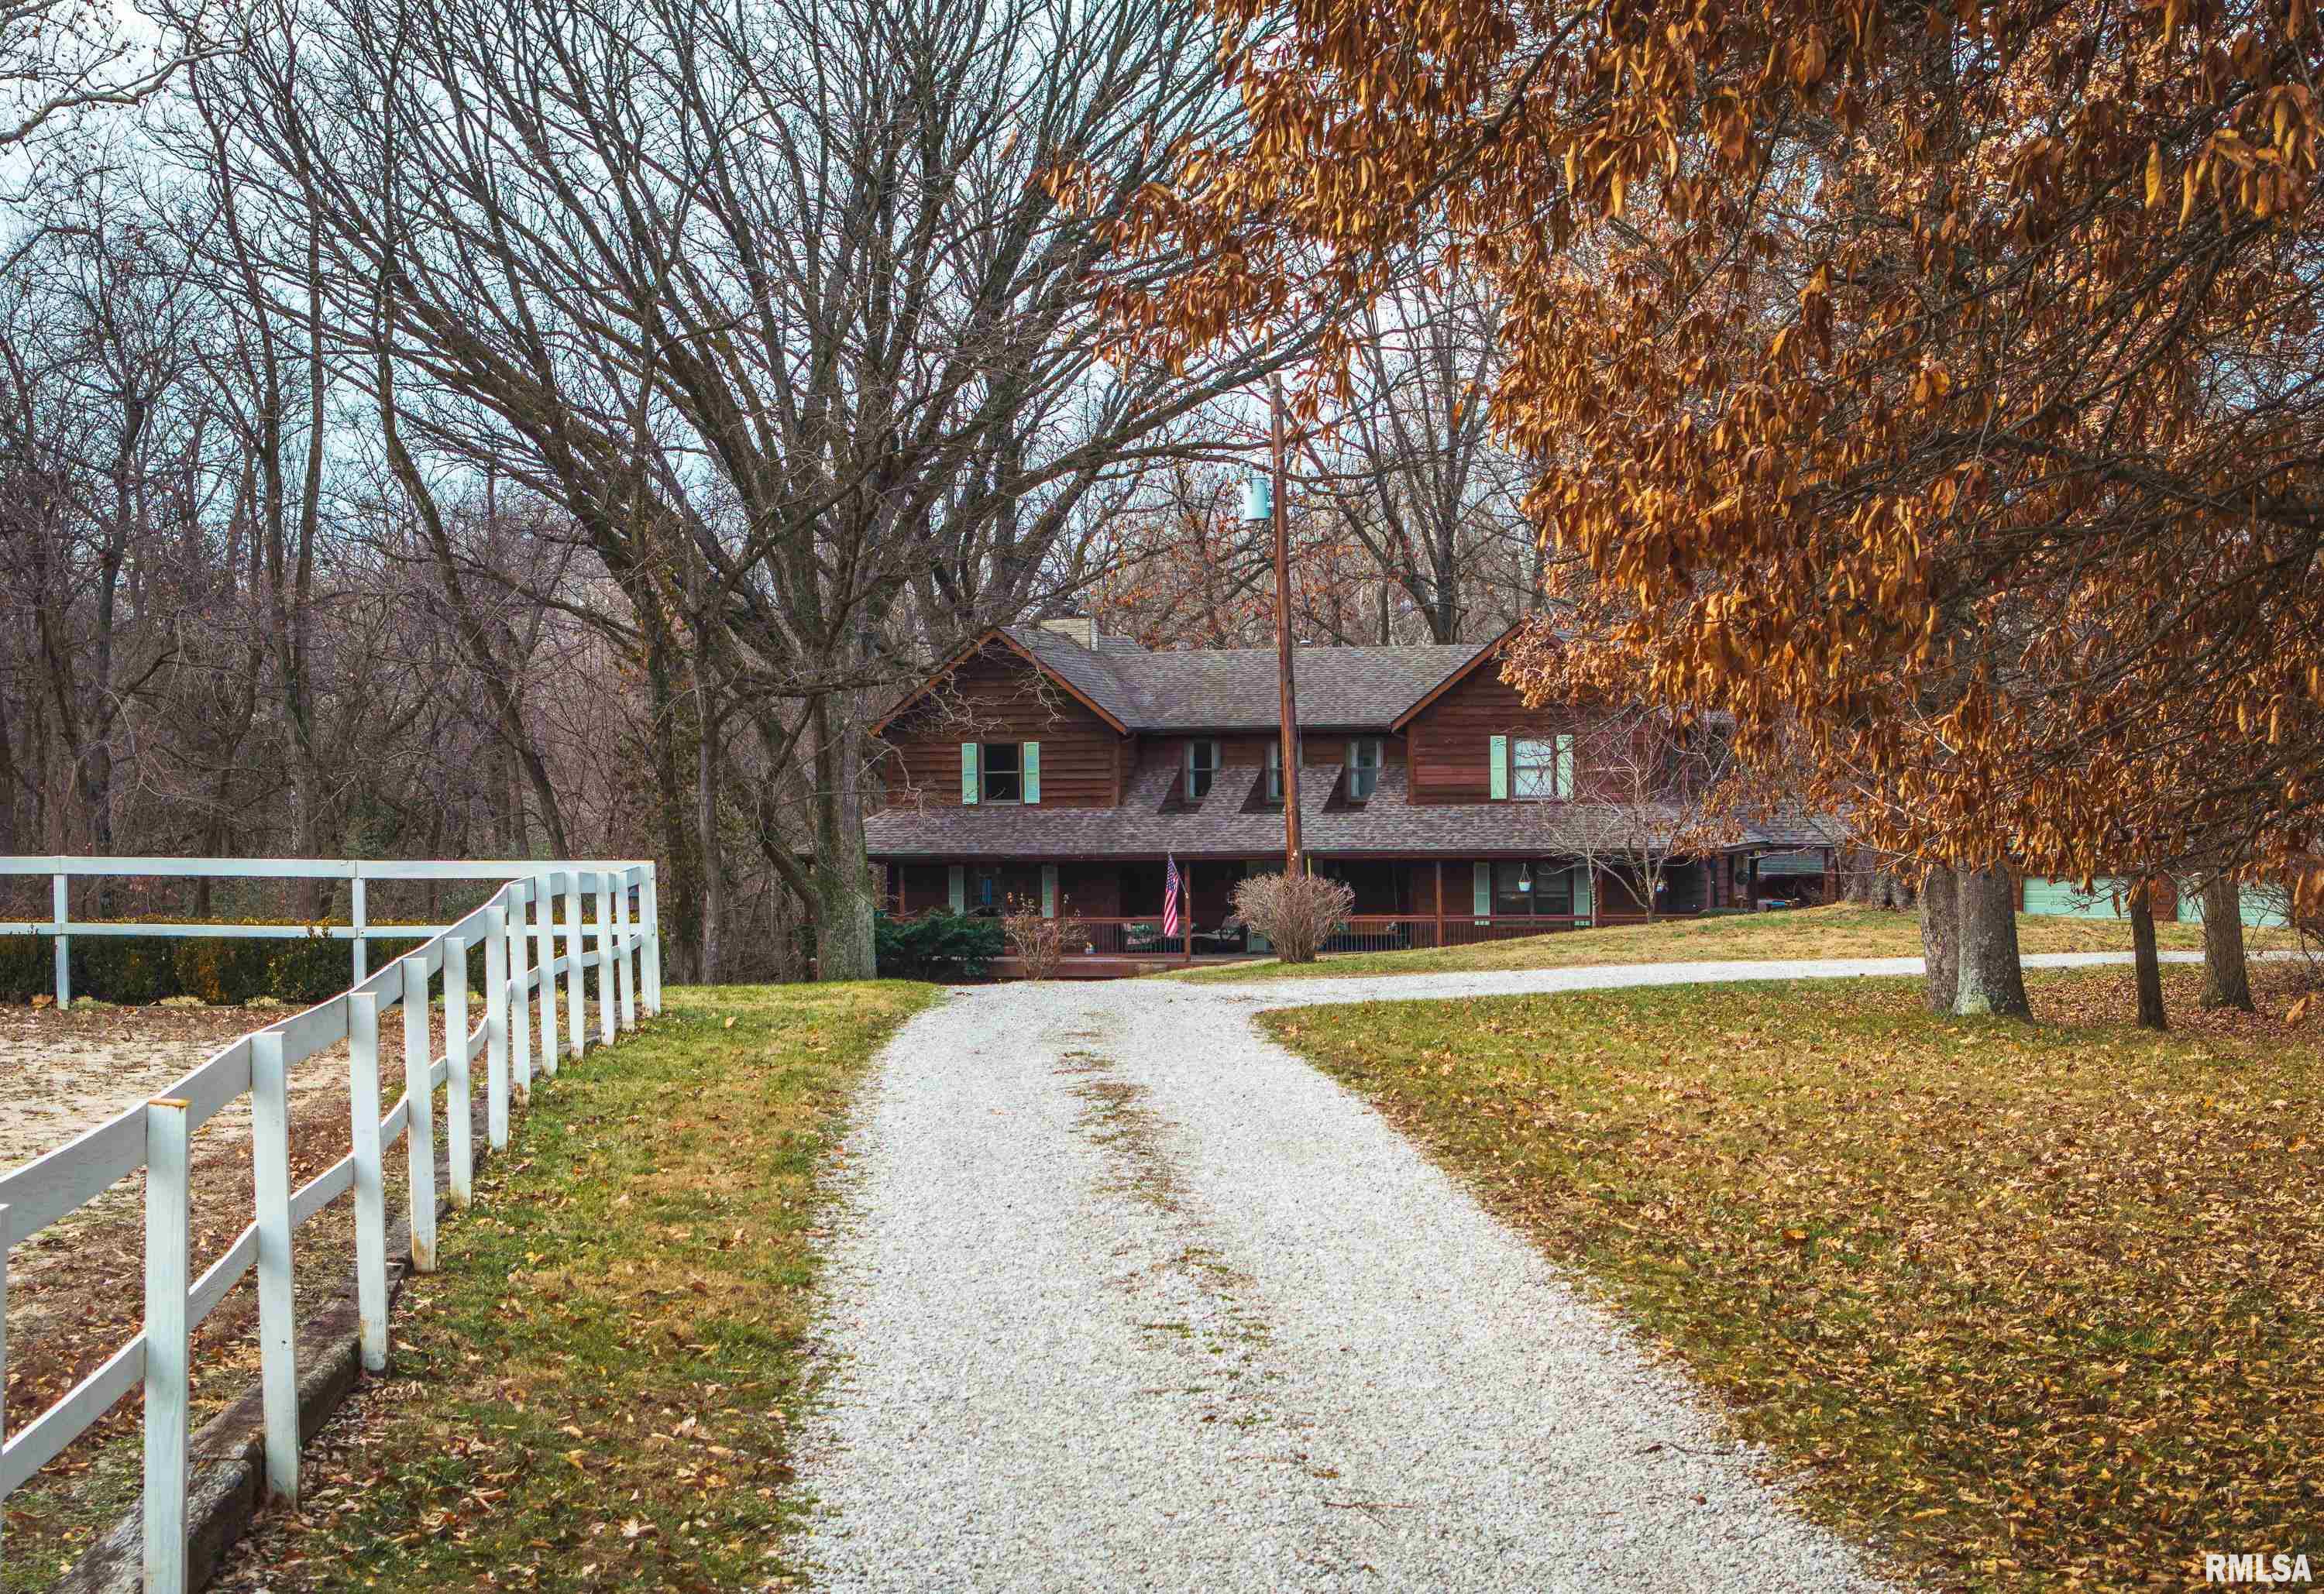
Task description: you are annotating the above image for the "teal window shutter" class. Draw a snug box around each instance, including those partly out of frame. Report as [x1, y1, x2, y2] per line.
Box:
[947, 865, 966, 912]
[1041, 864, 1058, 918]
[1023, 741, 1041, 805]
[1488, 735, 1508, 799]
[1554, 733, 1575, 799]
[1572, 865, 1593, 921]
[1473, 861, 1492, 922]
[961, 743, 980, 804]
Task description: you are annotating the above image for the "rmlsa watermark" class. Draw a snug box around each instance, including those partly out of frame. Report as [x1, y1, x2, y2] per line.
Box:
[2205, 1552, 2314, 1585]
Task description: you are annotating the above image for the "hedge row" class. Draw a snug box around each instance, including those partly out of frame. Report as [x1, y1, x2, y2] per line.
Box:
[873, 910, 1003, 981]
[0, 922, 495, 1006]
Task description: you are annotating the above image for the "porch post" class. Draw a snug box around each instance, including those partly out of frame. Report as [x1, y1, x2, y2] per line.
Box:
[1433, 861, 1444, 949]
[1183, 864, 1194, 964]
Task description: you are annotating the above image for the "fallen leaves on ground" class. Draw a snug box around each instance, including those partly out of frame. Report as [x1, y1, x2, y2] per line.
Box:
[1267, 964, 2322, 1593]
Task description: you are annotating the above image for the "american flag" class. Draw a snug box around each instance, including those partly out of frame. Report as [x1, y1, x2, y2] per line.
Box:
[1161, 854, 1181, 940]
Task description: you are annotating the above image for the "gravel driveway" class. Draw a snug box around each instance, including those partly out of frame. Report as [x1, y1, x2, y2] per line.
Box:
[790, 958, 1979, 1590]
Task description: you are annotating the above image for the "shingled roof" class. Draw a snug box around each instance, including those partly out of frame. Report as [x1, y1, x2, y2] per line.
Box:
[991, 627, 1494, 732]
[865, 761, 1834, 861]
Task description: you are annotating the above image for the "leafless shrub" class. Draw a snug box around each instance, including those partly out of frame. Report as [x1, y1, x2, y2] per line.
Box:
[1002, 895, 1082, 981]
[1229, 871, 1354, 965]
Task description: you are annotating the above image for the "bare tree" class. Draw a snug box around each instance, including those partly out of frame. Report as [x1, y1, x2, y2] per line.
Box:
[1, 0, 218, 181]
[191, 0, 1318, 977]
[1305, 275, 1543, 642]
[1557, 709, 1745, 922]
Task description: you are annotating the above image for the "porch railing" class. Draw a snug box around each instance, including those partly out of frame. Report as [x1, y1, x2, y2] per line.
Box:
[1061, 918, 1199, 958]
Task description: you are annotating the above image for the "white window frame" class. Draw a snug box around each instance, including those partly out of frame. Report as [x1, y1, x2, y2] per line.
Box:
[1510, 735, 1571, 801]
[1347, 737, 1383, 801]
[1264, 740, 1283, 803]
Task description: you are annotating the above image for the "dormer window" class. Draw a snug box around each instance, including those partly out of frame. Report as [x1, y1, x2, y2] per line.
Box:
[1265, 740, 1283, 803]
[1346, 738, 1383, 801]
[1184, 739, 1222, 800]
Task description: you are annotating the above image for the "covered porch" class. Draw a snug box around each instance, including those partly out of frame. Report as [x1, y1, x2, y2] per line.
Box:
[882, 853, 1728, 974]
[887, 856, 1278, 964]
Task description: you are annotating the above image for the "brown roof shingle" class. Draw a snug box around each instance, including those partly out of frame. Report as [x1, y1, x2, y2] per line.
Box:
[1001, 627, 1491, 731]
[865, 761, 1841, 861]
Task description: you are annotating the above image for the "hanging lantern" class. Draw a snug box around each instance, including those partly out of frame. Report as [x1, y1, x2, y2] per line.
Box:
[1239, 473, 1273, 524]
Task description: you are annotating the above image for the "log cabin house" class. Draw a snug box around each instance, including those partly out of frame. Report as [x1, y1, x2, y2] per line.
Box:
[867, 619, 1840, 970]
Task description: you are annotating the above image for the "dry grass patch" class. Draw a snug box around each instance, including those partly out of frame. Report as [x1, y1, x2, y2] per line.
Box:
[1174, 903, 2302, 983]
[205, 979, 936, 1594]
[1264, 964, 2322, 1592]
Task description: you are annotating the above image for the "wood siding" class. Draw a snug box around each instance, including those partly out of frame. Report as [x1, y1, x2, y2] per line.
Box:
[877, 641, 1122, 808]
[1403, 658, 1592, 805]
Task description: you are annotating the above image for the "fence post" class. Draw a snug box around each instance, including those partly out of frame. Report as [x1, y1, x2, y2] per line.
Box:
[483, 905, 511, 1148]
[142, 1096, 193, 1594]
[401, 957, 438, 1273]
[562, 870, 586, 1061]
[51, 869, 70, 1010]
[532, 874, 560, 1080]
[594, 871, 617, 1047]
[248, 1032, 301, 1508]
[349, 992, 389, 1372]
[444, 935, 472, 1209]
[642, 865, 662, 1016]
[351, 871, 368, 988]
[613, 869, 637, 1032]
[511, 884, 537, 1099]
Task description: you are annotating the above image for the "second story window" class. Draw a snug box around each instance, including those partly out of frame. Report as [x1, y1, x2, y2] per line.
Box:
[962, 740, 1037, 803]
[1511, 734, 1573, 800]
[1346, 737, 1383, 801]
[1185, 738, 1222, 800]
[978, 741, 1023, 802]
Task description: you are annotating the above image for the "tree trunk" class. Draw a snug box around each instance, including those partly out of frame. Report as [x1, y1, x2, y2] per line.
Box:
[1844, 850, 1875, 905]
[1920, 863, 1959, 1013]
[696, 698, 726, 985]
[645, 613, 705, 985]
[2130, 877, 2168, 1029]
[1953, 866, 2031, 1017]
[2199, 874, 2254, 1012]
[809, 696, 877, 981]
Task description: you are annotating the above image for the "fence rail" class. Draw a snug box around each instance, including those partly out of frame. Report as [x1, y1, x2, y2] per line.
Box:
[0, 854, 657, 1003]
[0, 856, 662, 1592]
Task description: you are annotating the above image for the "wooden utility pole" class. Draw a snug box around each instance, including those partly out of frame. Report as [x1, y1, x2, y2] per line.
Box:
[1271, 376, 1302, 875]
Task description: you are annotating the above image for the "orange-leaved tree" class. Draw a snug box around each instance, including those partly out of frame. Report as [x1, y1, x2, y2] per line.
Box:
[1075, 0, 2324, 1018]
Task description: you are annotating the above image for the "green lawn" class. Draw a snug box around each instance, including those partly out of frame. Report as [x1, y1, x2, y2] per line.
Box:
[1173, 902, 2296, 982]
[1263, 965, 2322, 1591]
[215, 980, 937, 1592]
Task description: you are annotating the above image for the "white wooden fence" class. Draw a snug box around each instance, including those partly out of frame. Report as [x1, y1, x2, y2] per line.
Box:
[0, 857, 662, 1593]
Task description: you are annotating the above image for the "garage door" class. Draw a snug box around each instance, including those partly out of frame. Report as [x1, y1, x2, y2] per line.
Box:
[2022, 877, 2125, 919]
